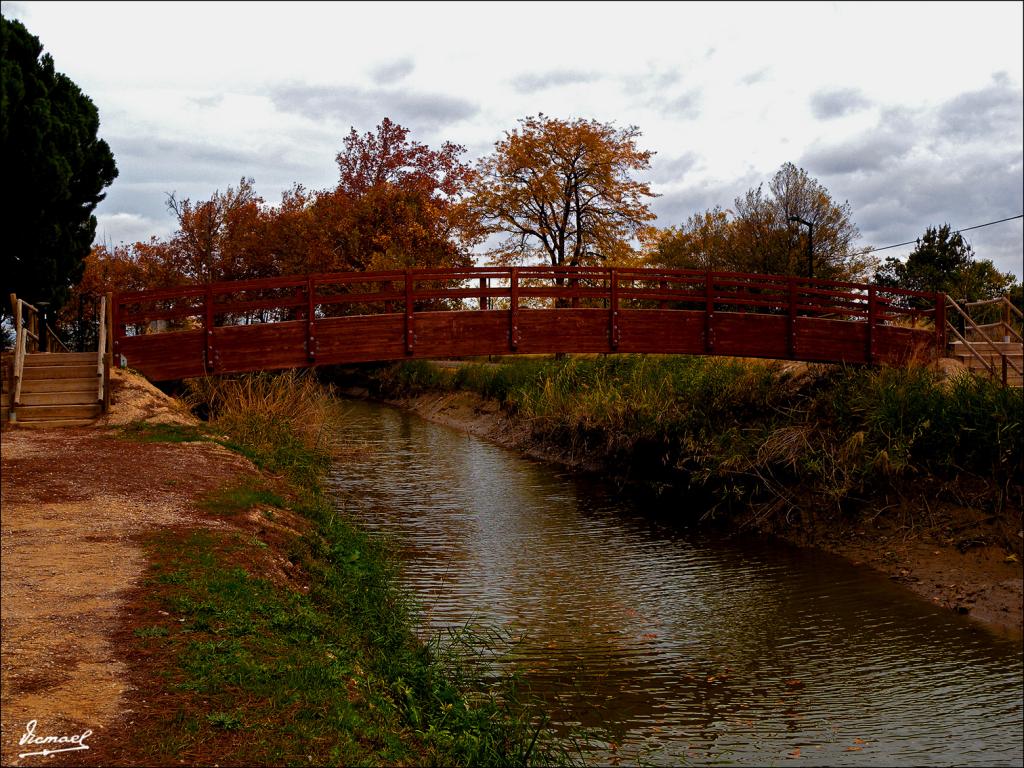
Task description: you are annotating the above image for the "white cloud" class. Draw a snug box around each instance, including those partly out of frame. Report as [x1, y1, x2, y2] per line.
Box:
[5, 0, 1020, 278]
[94, 212, 173, 247]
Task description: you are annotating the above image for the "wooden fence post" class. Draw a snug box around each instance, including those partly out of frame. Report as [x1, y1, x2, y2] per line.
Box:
[788, 277, 797, 358]
[509, 269, 519, 351]
[479, 277, 487, 310]
[609, 267, 619, 350]
[404, 270, 415, 355]
[306, 275, 316, 363]
[110, 292, 120, 364]
[204, 285, 215, 372]
[104, 292, 113, 411]
[935, 293, 947, 354]
[867, 285, 877, 364]
[704, 271, 715, 354]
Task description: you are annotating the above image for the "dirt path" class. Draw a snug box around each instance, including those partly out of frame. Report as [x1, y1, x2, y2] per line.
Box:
[0, 372, 257, 766]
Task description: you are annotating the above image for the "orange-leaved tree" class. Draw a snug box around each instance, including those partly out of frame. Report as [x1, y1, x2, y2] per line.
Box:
[164, 177, 276, 284]
[306, 117, 480, 273]
[470, 114, 658, 268]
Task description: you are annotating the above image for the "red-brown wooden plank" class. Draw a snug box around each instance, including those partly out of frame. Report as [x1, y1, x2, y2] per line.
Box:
[713, 313, 790, 359]
[795, 317, 869, 363]
[314, 315, 407, 364]
[118, 330, 206, 380]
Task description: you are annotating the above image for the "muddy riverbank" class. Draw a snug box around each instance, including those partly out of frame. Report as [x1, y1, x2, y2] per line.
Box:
[350, 385, 1022, 639]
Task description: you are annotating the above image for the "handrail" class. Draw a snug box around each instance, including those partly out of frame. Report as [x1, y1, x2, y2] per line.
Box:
[97, 295, 107, 407]
[963, 295, 1024, 319]
[971, 321, 1023, 344]
[945, 294, 1022, 386]
[11, 297, 36, 413]
[112, 267, 943, 327]
[961, 295, 1023, 343]
[47, 325, 71, 352]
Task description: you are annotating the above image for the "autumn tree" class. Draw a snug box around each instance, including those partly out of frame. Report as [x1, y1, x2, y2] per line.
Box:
[59, 239, 185, 347]
[69, 120, 479, 325]
[471, 115, 658, 267]
[653, 206, 734, 271]
[875, 224, 1016, 304]
[303, 117, 478, 273]
[652, 163, 868, 280]
[2, 14, 118, 315]
[164, 177, 275, 284]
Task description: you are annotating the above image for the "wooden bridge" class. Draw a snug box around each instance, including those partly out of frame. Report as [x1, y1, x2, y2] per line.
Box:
[109, 267, 949, 382]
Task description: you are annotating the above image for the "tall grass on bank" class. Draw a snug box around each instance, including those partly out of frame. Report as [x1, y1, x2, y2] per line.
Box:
[154, 370, 575, 766]
[184, 370, 335, 490]
[373, 356, 1023, 535]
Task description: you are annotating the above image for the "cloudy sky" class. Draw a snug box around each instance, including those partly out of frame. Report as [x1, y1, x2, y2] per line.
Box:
[4, 1, 1023, 277]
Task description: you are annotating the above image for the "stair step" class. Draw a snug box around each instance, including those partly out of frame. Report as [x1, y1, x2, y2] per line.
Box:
[955, 357, 1024, 372]
[954, 352, 1024, 363]
[13, 418, 98, 428]
[18, 391, 99, 406]
[14, 403, 100, 421]
[21, 364, 95, 379]
[949, 341, 1023, 354]
[23, 352, 98, 365]
[16, 377, 96, 393]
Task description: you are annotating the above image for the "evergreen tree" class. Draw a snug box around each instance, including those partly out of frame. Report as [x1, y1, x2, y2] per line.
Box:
[1, 14, 117, 315]
[875, 224, 1015, 304]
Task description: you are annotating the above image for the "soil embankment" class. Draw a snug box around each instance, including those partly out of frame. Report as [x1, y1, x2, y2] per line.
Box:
[0, 371, 261, 765]
[2, 370, 564, 768]
[364, 386, 1023, 639]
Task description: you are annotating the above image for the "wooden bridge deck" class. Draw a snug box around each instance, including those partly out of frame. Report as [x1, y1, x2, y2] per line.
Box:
[111, 267, 945, 382]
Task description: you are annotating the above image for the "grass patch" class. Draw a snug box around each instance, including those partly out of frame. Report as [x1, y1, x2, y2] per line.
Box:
[118, 421, 209, 444]
[131, 514, 571, 766]
[122, 369, 576, 766]
[198, 478, 285, 517]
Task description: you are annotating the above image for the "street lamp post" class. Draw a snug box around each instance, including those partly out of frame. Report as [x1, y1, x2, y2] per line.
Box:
[788, 215, 814, 279]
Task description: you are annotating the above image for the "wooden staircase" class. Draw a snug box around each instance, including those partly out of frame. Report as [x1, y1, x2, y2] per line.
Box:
[948, 340, 1024, 387]
[5, 352, 102, 427]
[943, 295, 1023, 388]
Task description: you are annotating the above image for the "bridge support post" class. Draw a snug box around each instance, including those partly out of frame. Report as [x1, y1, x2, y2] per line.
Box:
[609, 268, 619, 350]
[704, 272, 715, 354]
[404, 270, 415, 355]
[110, 293, 121, 366]
[788, 278, 797, 358]
[479, 277, 487, 310]
[306, 276, 317, 363]
[509, 269, 519, 351]
[867, 285, 877, 364]
[204, 285, 215, 373]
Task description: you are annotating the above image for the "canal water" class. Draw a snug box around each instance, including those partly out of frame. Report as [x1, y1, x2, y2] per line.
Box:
[326, 399, 1023, 766]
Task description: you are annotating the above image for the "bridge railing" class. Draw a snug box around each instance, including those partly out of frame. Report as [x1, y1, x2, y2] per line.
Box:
[113, 268, 943, 329]
[112, 267, 943, 377]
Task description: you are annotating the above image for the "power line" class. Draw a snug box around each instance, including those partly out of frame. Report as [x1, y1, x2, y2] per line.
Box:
[859, 214, 1023, 256]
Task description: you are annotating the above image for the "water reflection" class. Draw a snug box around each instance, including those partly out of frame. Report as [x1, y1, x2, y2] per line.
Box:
[327, 399, 1023, 766]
